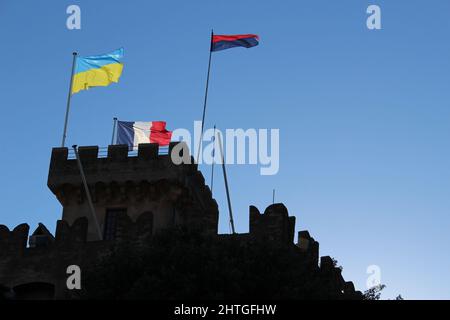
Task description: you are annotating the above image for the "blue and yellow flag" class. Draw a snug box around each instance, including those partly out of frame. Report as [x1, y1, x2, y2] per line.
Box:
[72, 48, 124, 94]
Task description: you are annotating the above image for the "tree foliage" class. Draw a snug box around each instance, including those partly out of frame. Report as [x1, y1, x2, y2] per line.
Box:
[363, 284, 386, 300]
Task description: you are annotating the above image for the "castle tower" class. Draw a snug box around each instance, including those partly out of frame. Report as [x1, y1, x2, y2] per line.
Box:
[47, 142, 218, 241]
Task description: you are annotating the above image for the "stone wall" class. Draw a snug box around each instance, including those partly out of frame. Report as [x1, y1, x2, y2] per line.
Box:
[0, 203, 362, 300]
[0, 211, 154, 299]
[0, 144, 362, 300]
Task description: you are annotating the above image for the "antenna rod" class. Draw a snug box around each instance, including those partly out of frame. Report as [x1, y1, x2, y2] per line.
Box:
[72, 145, 103, 240]
[210, 125, 216, 194]
[111, 117, 118, 145]
[217, 131, 235, 234]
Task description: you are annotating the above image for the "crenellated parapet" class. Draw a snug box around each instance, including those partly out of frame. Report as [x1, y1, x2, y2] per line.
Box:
[0, 224, 30, 257]
[245, 204, 362, 299]
[0, 201, 363, 299]
[297, 230, 319, 268]
[0, 211, 156, 298]
[318, 256, 362, 299]
[48, 143, 197, 193]
[249, 203, 296, 244]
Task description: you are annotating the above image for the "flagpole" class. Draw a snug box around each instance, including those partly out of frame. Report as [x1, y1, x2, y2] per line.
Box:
[61, 52, 78, 147]
[217, 131, 236, 234]
[210, 125, 216, 194]
[196, 29, 214, 164]
[111, 117, 118, 145]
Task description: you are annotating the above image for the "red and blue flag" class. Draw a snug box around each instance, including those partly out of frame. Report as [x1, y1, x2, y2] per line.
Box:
[211, 34, 259, 52]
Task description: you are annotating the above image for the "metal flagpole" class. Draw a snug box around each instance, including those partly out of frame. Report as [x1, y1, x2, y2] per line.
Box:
[196, 30, 214, 164]
[72, 145, 103, 240]
[210, 125, 216, 194]
[216, 131, 236, 234]
[61, 52, 78, 147]
[111, 117, 118, 145]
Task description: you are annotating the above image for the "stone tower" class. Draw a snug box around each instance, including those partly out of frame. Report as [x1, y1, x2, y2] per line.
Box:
[47, 142, 219, 241]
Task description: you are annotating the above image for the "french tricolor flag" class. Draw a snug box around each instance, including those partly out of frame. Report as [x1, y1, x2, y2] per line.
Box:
[117, 121, 172, 149]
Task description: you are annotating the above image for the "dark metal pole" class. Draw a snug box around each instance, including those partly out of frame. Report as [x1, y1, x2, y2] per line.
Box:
[72, 145, 103, 240]
[217, 131, 235, 234]
[210, 125, 216, 194]
[111, 117, 118, 145]
[196, 30, 214, 164]
[273, 189, 275, 204]
[61, 52, 78, 147]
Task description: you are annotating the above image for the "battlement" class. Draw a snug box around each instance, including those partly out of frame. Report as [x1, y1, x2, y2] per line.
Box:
[0, 203, 362, 299]
[48, 142, 194, 191]
[249, 203, 296, 244]
[319, 256, 358, 297]
[297, 230, 319, 267]
[0, 212, 156, 297]
[0, 224, 29, 257]
[0, 211, 154, 255]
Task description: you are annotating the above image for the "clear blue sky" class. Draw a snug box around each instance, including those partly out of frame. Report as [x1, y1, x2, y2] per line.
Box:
[1, 0, 449, 299]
